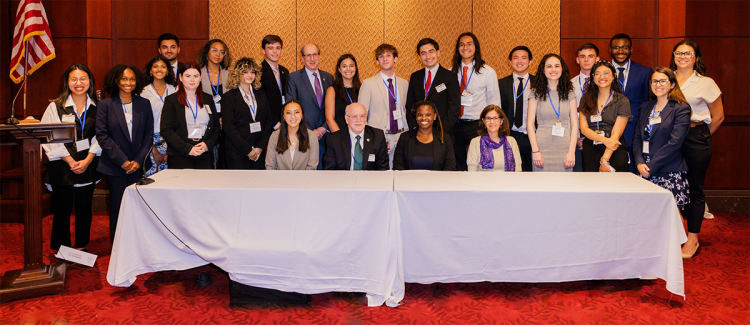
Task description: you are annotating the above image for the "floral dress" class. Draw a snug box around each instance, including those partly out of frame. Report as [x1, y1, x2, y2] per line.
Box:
[641, 124, 690, 207]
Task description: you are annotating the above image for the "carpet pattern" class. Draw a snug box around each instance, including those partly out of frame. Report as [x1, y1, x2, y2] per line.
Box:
[1, 212, 748, 324]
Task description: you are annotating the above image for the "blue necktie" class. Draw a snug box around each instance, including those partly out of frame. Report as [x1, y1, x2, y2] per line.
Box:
[617, 67, 626, 85]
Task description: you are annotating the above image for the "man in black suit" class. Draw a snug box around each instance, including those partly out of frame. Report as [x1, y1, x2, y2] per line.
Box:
[405, 38, 461, 143]
[157, 33, 184, 86]
[324, 103, 389, 170]
[499, 46, 535, 171]
[259, 34, 289, 128]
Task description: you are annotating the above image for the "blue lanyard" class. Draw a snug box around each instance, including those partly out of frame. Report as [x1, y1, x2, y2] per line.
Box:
[151, 84, 168, 103]
[648, 103, 663, 134]
[459, 66, 474, 90]
[547, 90, 561, 120]
[382, 78, 399, 104]
[186, 97, 199, 122]
[73, 96, 89, 133]
[423, 69, 435, 96]
[345, 88, 355, 104]
[616, 60, 630, 90]
[513, 77, 530, 101]
[207, 67, 221, 95]
[240, 86, 256, 116]
[596, 91, 613, 129]
[119, 98, 133, 125]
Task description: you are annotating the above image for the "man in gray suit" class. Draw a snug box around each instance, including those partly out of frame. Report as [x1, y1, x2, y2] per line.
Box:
[286, 43, 334, 169]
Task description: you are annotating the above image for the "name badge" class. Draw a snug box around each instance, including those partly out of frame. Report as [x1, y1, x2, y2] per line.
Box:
[643, 141, 650, 154]
[393, 109, 402, 120]
[590, 115, 602, 123]
[593, 130, 605, 145]
[281, 96, 286, 105]
[435, 83, 447, 93]
[650, 117, 661, 125]
[213, 94, 221, 103]
[552, 121, 565, 137]
[188, 126, 207, 139]
[273, 122, 281, 130]
[61, 114, 76, 123]
[249, 122, 261, 133]
[368, 154, 375, 162]
[75, 139, 90, 152]
[56, 245, 97, 267]
[461, 93, 473, 106]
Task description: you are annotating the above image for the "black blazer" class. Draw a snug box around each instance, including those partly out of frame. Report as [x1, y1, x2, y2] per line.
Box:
[160, 92, 221, 158]
[392, 129, 456, 171]
[405, 66, 461, 133]
[260, 60, 289, 125]
[95, 95, 154, 176]
[221, 87, 274, 160]
[323, 126, 389, 170]
[632, 100, 691, 174]
[499, 73, 536, 128]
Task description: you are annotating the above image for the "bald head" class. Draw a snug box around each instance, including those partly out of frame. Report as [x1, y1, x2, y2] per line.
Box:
[300, 43, 320, 71]
[345, 103, 367, 134]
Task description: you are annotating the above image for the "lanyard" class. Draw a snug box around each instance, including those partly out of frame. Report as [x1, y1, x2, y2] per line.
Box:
[616, 60, 630, 90]
[513, 77, 530, 102]
[207, 67, 221, 95]
[423, 69, 435, 96]
[345, 88, 355, 104]
[186, 97, 199, 122]
[648, 103, 663, 134]
[73, 96, 89, 134]
[151, 84, 168, 103]
[382, 78, 399, 104]
[547, 90, 561, 120]
[459, 66, 474, 90]
[240, 86, 256, 116]
[596, 91, 613, 129]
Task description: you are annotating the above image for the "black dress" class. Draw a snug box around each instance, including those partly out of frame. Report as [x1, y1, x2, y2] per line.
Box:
[333, 87, 355, 131]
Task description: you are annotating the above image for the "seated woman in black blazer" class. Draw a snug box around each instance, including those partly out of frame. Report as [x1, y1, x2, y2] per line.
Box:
[221, 57, 273, 169]
[632, 67, 691, 207]
[160, 62, 221, 169]
[393, 100, 456, 170]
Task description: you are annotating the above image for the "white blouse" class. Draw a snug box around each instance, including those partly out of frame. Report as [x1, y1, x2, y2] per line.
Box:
[680, 71, 721, 124]
[141, 83, 177, 133]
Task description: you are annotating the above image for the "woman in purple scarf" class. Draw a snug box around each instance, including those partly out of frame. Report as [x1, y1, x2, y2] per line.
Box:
[466, 105, 522, 172]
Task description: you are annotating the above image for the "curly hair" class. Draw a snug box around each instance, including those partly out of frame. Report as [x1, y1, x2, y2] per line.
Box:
[531, 53, 573, 101]
[144, 55, 175, 85]
[51, 64, 98, 107]
[669, 39, 707, 76]
[196, 39, 232, 69]
[103, 64, 145, 97]
[226, 57, 262, 90]
[579, 60, 623, 116]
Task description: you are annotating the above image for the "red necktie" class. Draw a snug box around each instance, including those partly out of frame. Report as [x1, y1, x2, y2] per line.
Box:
[460, 66, 468, 118]
[424, 70, 432, 98]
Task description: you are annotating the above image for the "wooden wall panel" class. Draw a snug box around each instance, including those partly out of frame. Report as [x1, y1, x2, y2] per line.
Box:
[112, 0, 209, 40]
[1, 1, 11, 120]
[705, 125, 750, 190]
[656, 38, 682, 68]
[658, 0, 685, 38]
[113, 40, 209, 72]
[209, 0, 296, 72]
[561, 0, 656, 39]
[39, 0, 87, 38]
[298, 0, 384, 77]
[690, 37, 750, 117]
[475, 0, 561, 78]
[561, 39, 655, 77]
[87, 39, 112, 88]
[685, 0, 750, 37]
[86, 0, 111, 39]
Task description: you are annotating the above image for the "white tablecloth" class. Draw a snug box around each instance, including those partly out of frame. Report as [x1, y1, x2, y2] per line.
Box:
[107, 170, 404, 307]
[394, 171, 687, 298]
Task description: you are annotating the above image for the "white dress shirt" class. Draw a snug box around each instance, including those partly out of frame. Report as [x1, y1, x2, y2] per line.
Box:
[571, 72, 589, 107]
[457, 61, 501, 120]
[348, 128, 365, 170]
[41, 95, 102, 161]
[141, 83, 177, 133]
[681, 71, 721, 124]
[511, 72, 531, 134]
[184, 100, 211, 139]
[171, 61, 179, 78]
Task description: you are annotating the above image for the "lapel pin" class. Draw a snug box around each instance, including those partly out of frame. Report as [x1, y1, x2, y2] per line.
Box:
[367, 138, 370, 142]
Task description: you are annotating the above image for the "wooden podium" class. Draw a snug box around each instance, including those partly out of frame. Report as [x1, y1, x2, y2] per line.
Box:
[0, 123, 76, 302]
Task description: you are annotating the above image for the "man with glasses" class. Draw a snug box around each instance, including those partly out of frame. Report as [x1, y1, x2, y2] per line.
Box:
[286, 43, 334, 169]
[609, 33, 651, 172]
[323, 103, 389, 170]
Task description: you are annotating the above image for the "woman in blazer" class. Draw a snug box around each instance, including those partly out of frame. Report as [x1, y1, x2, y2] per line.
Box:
[393, 100, 456, 170]
[466, 105, 522, 172]
[160, 62, 220, 169]
[221, 58, 273, 169]
[41, 64, 101, 250]
[96, 64, 154, 241]
[633, 67, 691, 208]
[266, 100, 319, 170]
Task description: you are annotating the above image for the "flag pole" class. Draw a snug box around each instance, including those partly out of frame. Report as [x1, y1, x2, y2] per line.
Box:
[23, 40, 28, 118]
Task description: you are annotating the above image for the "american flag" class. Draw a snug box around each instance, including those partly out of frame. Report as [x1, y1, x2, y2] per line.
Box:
[9, 0, 55, 84]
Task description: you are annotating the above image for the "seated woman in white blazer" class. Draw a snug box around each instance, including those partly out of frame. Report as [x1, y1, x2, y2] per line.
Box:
[265, 100, 319, 170]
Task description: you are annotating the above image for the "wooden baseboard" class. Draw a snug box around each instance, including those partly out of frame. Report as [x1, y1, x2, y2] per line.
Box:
[706, 190, 750, 213]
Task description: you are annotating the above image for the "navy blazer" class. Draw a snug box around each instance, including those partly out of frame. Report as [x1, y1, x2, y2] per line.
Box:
[323, 126, 389, 170]
[95, 95, 154, 176]
[285, 68, 334, 131]
[405, 66, 461, 133]
[632, 100, 691, 174]
[621, 60, 652, 148]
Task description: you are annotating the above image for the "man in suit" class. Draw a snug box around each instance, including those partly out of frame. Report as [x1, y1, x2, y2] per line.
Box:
[571, 43, 600, 171]
[499, 46, 535, 171]
[323, 103, 389, 170]
[405, 38, 461, 144]
[259, 34, 289, 128]
[358, 43, 408, 168]
[286, 43, 334, 169]
[158, 33, 184, 85]
[610, 33, 651, 172]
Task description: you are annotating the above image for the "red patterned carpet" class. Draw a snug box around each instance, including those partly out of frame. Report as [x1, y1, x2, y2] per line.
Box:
[1, 212, 748, 324]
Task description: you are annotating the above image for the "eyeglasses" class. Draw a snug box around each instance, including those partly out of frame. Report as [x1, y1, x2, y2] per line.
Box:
[594, 71, 612, 78]
[483, 117, 501, 122]
[673, 51, 695, 58]
[458, 42, 474, 48]
[302, 53, 319, 59]
[210, 48, 226, 56]
[346, 114, 366, 120]
[70, 77, 89, 84]
[419, 49, 436, 56]
[650, 79, 670, 86]
[610, 45, 630, 51]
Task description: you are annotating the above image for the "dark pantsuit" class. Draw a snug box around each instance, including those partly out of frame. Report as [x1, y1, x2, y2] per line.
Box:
[453, 120, 480, 171]
[106, 172, 141, 240]
[510, 130, 533, 172]
[50, 183, 96, 250]
[682, 124, 712, 233]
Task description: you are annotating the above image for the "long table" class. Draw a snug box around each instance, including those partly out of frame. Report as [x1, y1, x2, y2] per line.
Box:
[106, 170, 404, 307]
[394, 171, 686, 298]
[107, 170, 686, 306]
